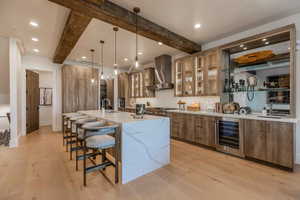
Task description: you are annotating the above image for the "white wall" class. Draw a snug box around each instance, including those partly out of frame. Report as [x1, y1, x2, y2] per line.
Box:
[202, 13, 300, 164]
[22, 55, 62, 134]
[0, 36, 10, 104]
[9, 38, 22, 147]
[38, 71, 53, 126]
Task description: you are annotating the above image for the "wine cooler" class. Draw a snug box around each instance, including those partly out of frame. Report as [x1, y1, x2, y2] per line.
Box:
[215, 118, 245, 157]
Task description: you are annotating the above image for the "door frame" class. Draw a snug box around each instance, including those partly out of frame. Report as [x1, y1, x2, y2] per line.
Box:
[21, 66, 59, 136]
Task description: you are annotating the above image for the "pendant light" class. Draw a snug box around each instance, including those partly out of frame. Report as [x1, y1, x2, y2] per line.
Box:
[100, 40, 105, 79]
[113, 27, 119, 75]
[133, 7, 140, 68]
[90, 49, 95, 83]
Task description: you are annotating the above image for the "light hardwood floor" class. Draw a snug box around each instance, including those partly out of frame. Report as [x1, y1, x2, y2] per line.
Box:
[1, 126, 300, 200]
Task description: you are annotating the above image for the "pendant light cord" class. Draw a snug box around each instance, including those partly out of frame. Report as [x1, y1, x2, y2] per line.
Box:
[135, 10, 138, 62]
[100, 40, 104, 76]
[90, 49, 95, 80]
[133, 7, 140, 63]
[115, 29, 117, 65]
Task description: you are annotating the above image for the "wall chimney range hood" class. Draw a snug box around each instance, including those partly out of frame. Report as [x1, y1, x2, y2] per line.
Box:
[151, 54, 174, 90]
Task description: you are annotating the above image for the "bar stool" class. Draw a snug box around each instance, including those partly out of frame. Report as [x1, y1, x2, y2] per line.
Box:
[73, 117, 99, 170]
[67, 115, 89, 154]
[81, 122, 119, 186]
[62, 113, 82, 146]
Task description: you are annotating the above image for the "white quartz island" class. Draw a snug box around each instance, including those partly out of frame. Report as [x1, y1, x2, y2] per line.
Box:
[79, 111, 170, 184]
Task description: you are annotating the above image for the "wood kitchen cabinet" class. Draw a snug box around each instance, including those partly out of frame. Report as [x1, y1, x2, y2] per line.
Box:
[129, 69, 155, 98]
[194, 116, 216, 147]
[143, 68, 155, 98]
[244, 120, 267, 161]
[244, 119, 294, 168]
[170, 113, 185, 139]
[266, 121, 294, 168]
[170, 113, 216, 148]
[174, 49, 220, 97]
[62, 65, 99, 113]
[184, 114, 195, 142]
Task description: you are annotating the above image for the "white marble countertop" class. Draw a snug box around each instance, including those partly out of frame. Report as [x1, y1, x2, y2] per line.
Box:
[167, 110, 298, 123]
[78, 110, 168, 124]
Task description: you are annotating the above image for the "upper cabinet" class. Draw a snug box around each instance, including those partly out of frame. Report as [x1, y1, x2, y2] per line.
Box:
[129, 68, 155, 98]
[174, 49, 221, 97]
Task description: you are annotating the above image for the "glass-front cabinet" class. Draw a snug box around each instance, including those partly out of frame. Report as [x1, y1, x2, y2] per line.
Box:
[129, 68, 155, 98]
[174, 49, 220, 97]
[195, 56, 205, 96]
[206, 51, 220, 96]
[182, 57, 194, 96]
[174, 60, 183, 96]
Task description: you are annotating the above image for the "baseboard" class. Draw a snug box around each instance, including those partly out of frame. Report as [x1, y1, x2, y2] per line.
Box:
[9, 136, 19, 148]
[296, 153, 300, 165]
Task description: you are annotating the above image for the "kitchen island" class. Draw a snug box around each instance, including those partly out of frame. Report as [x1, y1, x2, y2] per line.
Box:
[79, 111, 170, 184]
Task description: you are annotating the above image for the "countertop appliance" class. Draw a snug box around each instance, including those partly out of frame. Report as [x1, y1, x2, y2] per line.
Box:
[136, 104, 146, 116]
[215, 118, 244, 157]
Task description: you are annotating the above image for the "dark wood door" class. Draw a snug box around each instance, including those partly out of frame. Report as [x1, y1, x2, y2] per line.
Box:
[26, 70, 40, 133]
[244, 120, 267, 161]
[266, 122, 294, 168]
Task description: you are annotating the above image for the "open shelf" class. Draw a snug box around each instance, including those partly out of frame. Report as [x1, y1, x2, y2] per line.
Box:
[224, 88, 290, 94]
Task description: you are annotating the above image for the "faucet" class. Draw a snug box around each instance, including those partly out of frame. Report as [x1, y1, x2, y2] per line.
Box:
[267, 97, 277, 116]
[101, 98, 111, 110]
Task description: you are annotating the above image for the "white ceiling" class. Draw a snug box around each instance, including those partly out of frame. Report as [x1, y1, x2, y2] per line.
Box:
[111, 0, 300, 43]
[68, 19, 178, 68]
[0, 0, 69, 58]
[1, 0, 300, 68]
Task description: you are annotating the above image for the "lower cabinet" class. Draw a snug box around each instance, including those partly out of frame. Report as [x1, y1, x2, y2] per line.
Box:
[171, 113, 185, 139]
[170, 113, 216, 148]
[170, 113, 294, 169]
[194, 116, 216, 147]
[244, 119, 294, 168]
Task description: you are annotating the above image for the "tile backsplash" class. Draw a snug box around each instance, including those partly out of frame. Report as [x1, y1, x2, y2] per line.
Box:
[133, 90, 220, 110]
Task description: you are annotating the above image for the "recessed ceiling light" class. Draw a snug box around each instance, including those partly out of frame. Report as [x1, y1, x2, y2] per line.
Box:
[31, 37, 39, 42]
[194, 23, 202, 29]
[29, 21, 39, 27]
[33, 49, 39, 53]
[124, 58, 128, 61]
[138, 52, 143, 55]
[265, 41, 270, 45]
[158, 42, 163, 45]
[243, 47, 248, 50]
[240, 44, 244, 48]
[288, 47, 291, 50]
[81, 56, 87, 59]
[262, 38, 267, 42]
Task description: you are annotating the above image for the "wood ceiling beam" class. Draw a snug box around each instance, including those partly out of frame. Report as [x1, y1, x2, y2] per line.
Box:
[49, 0, 202, 62]
[53, 11, 92, 64]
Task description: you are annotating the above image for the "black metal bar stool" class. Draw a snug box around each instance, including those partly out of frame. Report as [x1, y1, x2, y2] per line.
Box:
[81, 122, 120, 186]
[73, 117, 99, 170]
[67, 115, 90, 155]
[62, 113, 82, 147]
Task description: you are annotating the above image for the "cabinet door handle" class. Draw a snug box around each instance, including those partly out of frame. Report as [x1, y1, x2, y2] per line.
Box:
[215, 121, 219, 145]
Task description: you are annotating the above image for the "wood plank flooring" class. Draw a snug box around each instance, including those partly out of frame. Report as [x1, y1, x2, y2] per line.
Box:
[0, 126, 300, 200]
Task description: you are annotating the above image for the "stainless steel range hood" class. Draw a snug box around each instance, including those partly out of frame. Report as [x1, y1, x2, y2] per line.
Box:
[152, 54, 174, 90]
